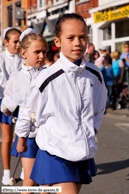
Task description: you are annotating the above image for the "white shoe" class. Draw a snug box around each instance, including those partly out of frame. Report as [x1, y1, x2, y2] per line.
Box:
[2, 175, 10, 185]
[2, 169, 11, 185]
[20, 168, 24, 180]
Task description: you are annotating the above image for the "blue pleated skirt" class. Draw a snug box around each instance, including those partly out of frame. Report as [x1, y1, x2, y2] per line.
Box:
[0, 99, 19, 125]
[11, 136, 38, 158]
[30, 149, 97, 185]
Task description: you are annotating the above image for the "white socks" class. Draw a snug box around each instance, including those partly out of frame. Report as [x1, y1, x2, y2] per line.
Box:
[20, 167, 24, 180]
[2, 169, 11, 185]
[2, 168, 24, 185]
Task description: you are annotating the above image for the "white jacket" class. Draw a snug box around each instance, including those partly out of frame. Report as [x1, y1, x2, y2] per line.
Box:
[0, 48, 24, 99]
[15, 52, 107, 161]
[1, 63, 44, 138]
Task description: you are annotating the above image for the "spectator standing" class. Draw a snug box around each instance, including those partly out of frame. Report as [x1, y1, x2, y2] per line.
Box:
[111, 51, 124, 109]
[84, 43, 95, 63]
[101, 57, 114, 109]
[99, 46, 112, 65]
[94, 50, 104, 69]
[120, 42, 129, 68]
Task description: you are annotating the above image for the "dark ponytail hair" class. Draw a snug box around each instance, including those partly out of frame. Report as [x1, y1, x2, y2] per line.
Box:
[55, 13, 87, 38]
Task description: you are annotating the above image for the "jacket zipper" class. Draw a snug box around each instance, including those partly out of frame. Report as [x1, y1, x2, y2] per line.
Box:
[75, 75, 89, 158]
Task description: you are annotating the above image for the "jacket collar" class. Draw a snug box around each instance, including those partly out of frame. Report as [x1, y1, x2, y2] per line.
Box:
[5, 47, 21, 60]
[22, 63, 44, 82]
[59, 52, 86, 74]
[22, 63, 44, 72]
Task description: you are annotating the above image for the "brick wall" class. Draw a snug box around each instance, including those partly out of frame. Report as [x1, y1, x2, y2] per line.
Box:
[76, 0, 98, 18]
[27, 0, 37, 10]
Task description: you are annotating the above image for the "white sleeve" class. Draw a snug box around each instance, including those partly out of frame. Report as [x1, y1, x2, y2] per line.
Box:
[15, 80, 46, 137]
[0, 56, 8, 97]
[1, 74, 18, 113]
[94, 72, 107, 133]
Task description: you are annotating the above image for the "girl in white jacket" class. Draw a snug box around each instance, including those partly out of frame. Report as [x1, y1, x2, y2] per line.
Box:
[1, 32, 48, 189]
[16, 13, 107, 194]
[0, 28, 23, 185]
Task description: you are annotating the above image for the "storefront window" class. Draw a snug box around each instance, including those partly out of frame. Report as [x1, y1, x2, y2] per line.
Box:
[115, 19, 129, 38]
[15, 1, 22, 27]
[87, 25, 92, 43]
[53, 0, 63, 5]
[103, 24, 111, 40]
[7, 5, 13, 27]
[115, 42, 125, 54]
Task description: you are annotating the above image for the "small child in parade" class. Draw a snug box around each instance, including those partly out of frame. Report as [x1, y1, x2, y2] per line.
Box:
[16, 13, 107, 194]
[1, 31, 49, 189]
[0, 27, 24, 185]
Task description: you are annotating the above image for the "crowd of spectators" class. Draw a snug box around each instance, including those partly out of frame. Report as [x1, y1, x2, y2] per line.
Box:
[84, 42, 129, 110]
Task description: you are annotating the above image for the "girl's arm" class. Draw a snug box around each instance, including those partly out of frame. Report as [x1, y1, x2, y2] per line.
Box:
[17, 137, 28, 153]
[15, 79, 42, 138]
[94, 71, 107, 133]
[16, 80, 45, 151]
[118, 60, 124, 84]
[0, 55, 9, 98]
[1, 74, 19, 114]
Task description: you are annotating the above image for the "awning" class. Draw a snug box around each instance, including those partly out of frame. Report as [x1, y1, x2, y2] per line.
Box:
[32, 21, 45, 34]
[45, 18, 58, 34]
[32, 18, 58, 36]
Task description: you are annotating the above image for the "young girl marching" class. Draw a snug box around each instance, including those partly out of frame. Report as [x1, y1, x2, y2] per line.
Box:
[16, 13, 107, 194]
[0, 28, 23, 185]
[1, 32, 48, 190]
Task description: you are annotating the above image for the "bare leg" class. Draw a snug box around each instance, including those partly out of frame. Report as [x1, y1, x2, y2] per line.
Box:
[53, 182, 78, 194]
[76, 184, 82, 193]
[21, 157, 37, 194]
[1, 123, 14, 169]
[40, 184, 50, 194]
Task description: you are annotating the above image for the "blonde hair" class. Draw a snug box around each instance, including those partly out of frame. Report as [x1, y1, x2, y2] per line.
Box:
[111, 51, 120, 60]
[21, 33, 49, 52]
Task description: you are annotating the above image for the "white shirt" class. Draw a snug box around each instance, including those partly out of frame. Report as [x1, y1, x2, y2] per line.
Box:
[1, 63, 44, 138]
[0, 48, 24, 99]
[15, 52, 107, 161]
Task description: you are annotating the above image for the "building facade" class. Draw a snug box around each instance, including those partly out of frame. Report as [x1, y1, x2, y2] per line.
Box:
[89, 0, 129, 52]
[75, 0, 98, 44]
[0, 0, 37, 51]
[3, 0, 28, 31]
[0, 0, 3, 51]
[27, 0, 75, 45]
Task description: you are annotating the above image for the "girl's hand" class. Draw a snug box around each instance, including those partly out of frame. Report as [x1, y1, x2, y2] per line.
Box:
[4, 111, 12, 116]
[17, 137, 28, 153]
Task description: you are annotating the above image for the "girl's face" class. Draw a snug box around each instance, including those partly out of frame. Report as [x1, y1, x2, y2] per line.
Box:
[4, 33, 21, 54]
[54, 19, 87, 63]
[21, 40, 47, 68]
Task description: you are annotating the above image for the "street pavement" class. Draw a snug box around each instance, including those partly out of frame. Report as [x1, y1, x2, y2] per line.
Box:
[0, 108, 129, 194]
